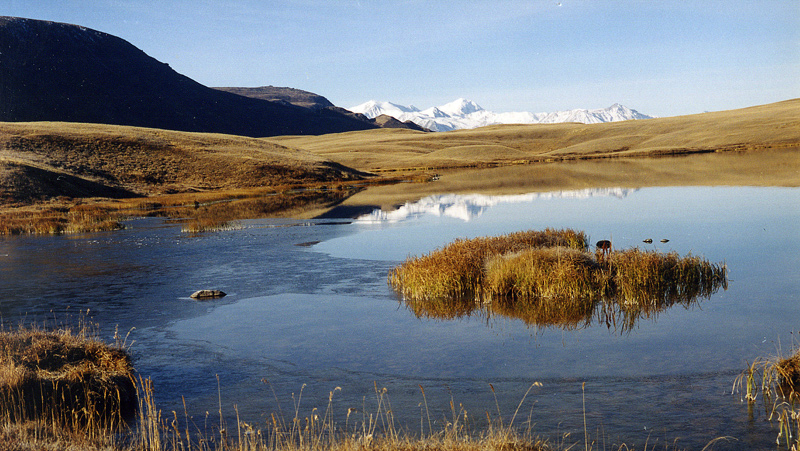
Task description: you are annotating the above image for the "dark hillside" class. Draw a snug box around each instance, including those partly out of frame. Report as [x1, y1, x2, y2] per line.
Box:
[214, 86, 335, 110]
[216, 86, 428, 131]
[0, 17, 377, 137]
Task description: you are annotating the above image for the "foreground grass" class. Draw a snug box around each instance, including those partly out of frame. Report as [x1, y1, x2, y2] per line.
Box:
[389, 230, 727, 331]
[0, 324, 556, 450]
[734, 347, 800, 449]
[2, 325, 719, 451]
[0, 322, 136, 449]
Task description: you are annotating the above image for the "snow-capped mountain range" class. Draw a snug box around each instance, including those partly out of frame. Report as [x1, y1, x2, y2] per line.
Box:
[348, 98, 653, 132]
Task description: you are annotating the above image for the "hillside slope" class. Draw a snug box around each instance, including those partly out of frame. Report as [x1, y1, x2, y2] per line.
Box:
[0, 122, 368, 204]
[270, 99, 800, 171]
[0, 17, 376, 137]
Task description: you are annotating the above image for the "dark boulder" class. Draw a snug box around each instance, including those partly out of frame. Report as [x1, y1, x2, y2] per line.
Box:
[190, 290, 226, 300]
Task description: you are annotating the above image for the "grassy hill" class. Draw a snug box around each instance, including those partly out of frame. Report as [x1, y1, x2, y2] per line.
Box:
[0, 122, 368, 204]
[268, 99, 800, 172]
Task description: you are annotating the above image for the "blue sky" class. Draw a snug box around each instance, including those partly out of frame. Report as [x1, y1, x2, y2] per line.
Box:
[5, 0, 799, 117]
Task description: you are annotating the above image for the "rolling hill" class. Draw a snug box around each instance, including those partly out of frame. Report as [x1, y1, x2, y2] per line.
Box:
[271, 99, 800, 172]
[0, 122, 369, 204]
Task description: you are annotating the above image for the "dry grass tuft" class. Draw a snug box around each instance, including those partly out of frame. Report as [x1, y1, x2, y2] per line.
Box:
[734, 347, 800, 449]
[0, 323, 136, 435]
[125, 379, 555, 451]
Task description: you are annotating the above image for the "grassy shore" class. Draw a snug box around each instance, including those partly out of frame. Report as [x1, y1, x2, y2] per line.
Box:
[0, 321, 136, 448]
[5, 323, 741, 451]
[2, 324, 750, 451]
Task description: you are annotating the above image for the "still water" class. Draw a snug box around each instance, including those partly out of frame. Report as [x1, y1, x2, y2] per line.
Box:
[1, 186, 798, 449]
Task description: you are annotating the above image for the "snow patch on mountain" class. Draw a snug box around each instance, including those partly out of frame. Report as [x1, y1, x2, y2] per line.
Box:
[348, 98, 653, 132]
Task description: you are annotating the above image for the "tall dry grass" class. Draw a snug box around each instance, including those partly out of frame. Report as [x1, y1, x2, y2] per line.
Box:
[0, 202, 124, 234]
[483, 247, 601, 330]
[734, 347, 800, 450]
[608, 248, 727, 307]
[388, 229, 588, 303]
[125, 380, 554, 451]
[390, 231, 727, 332]
[0, 321, 136, 448]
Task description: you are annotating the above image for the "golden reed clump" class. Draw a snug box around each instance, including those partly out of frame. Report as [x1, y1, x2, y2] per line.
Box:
[388, 229, 589, 303]
[390, 230, 727, 331]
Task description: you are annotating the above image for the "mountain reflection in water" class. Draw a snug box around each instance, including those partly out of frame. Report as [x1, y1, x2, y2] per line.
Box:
[356, 188, 635, 222]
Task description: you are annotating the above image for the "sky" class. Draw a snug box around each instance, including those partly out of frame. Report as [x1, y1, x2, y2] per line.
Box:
[4, 0, 799, 117]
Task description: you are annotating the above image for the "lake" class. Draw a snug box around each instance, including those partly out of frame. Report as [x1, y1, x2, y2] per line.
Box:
[1, 186, 798, 450]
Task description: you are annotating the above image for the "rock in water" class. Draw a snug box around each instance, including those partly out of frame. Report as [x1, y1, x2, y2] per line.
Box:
[191, 289, 226, 300]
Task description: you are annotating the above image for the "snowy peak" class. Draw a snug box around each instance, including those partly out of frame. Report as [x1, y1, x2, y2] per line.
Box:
[420, 106, 449, 118]
[438, 98, 484, 116]
[349, 100, 419, 119]
[347, 99, 653, 132]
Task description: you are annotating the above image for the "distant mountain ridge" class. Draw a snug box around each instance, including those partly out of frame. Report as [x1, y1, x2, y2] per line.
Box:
[349, 98, 654, 131]
[212, 85, 425, 131]
[214, 86, 336, 110]
[0, 16, 377, 137]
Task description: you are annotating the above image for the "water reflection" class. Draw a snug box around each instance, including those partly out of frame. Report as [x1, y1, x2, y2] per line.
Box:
[401, 277, 726, 333]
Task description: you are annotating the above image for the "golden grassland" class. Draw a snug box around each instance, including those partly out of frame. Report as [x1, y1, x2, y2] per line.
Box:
[267, 99, 800, 172]
[0, 121, 366, 198]
[0, 99, 799, 234]
[389, 230, 727, 332]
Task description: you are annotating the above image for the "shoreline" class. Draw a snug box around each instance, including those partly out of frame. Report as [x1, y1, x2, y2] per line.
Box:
[1, 146, 798, 234]
[319, 147, 800, 214]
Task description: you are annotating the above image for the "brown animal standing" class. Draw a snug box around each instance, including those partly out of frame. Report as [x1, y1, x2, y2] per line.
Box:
[596, 240, 612, 257]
